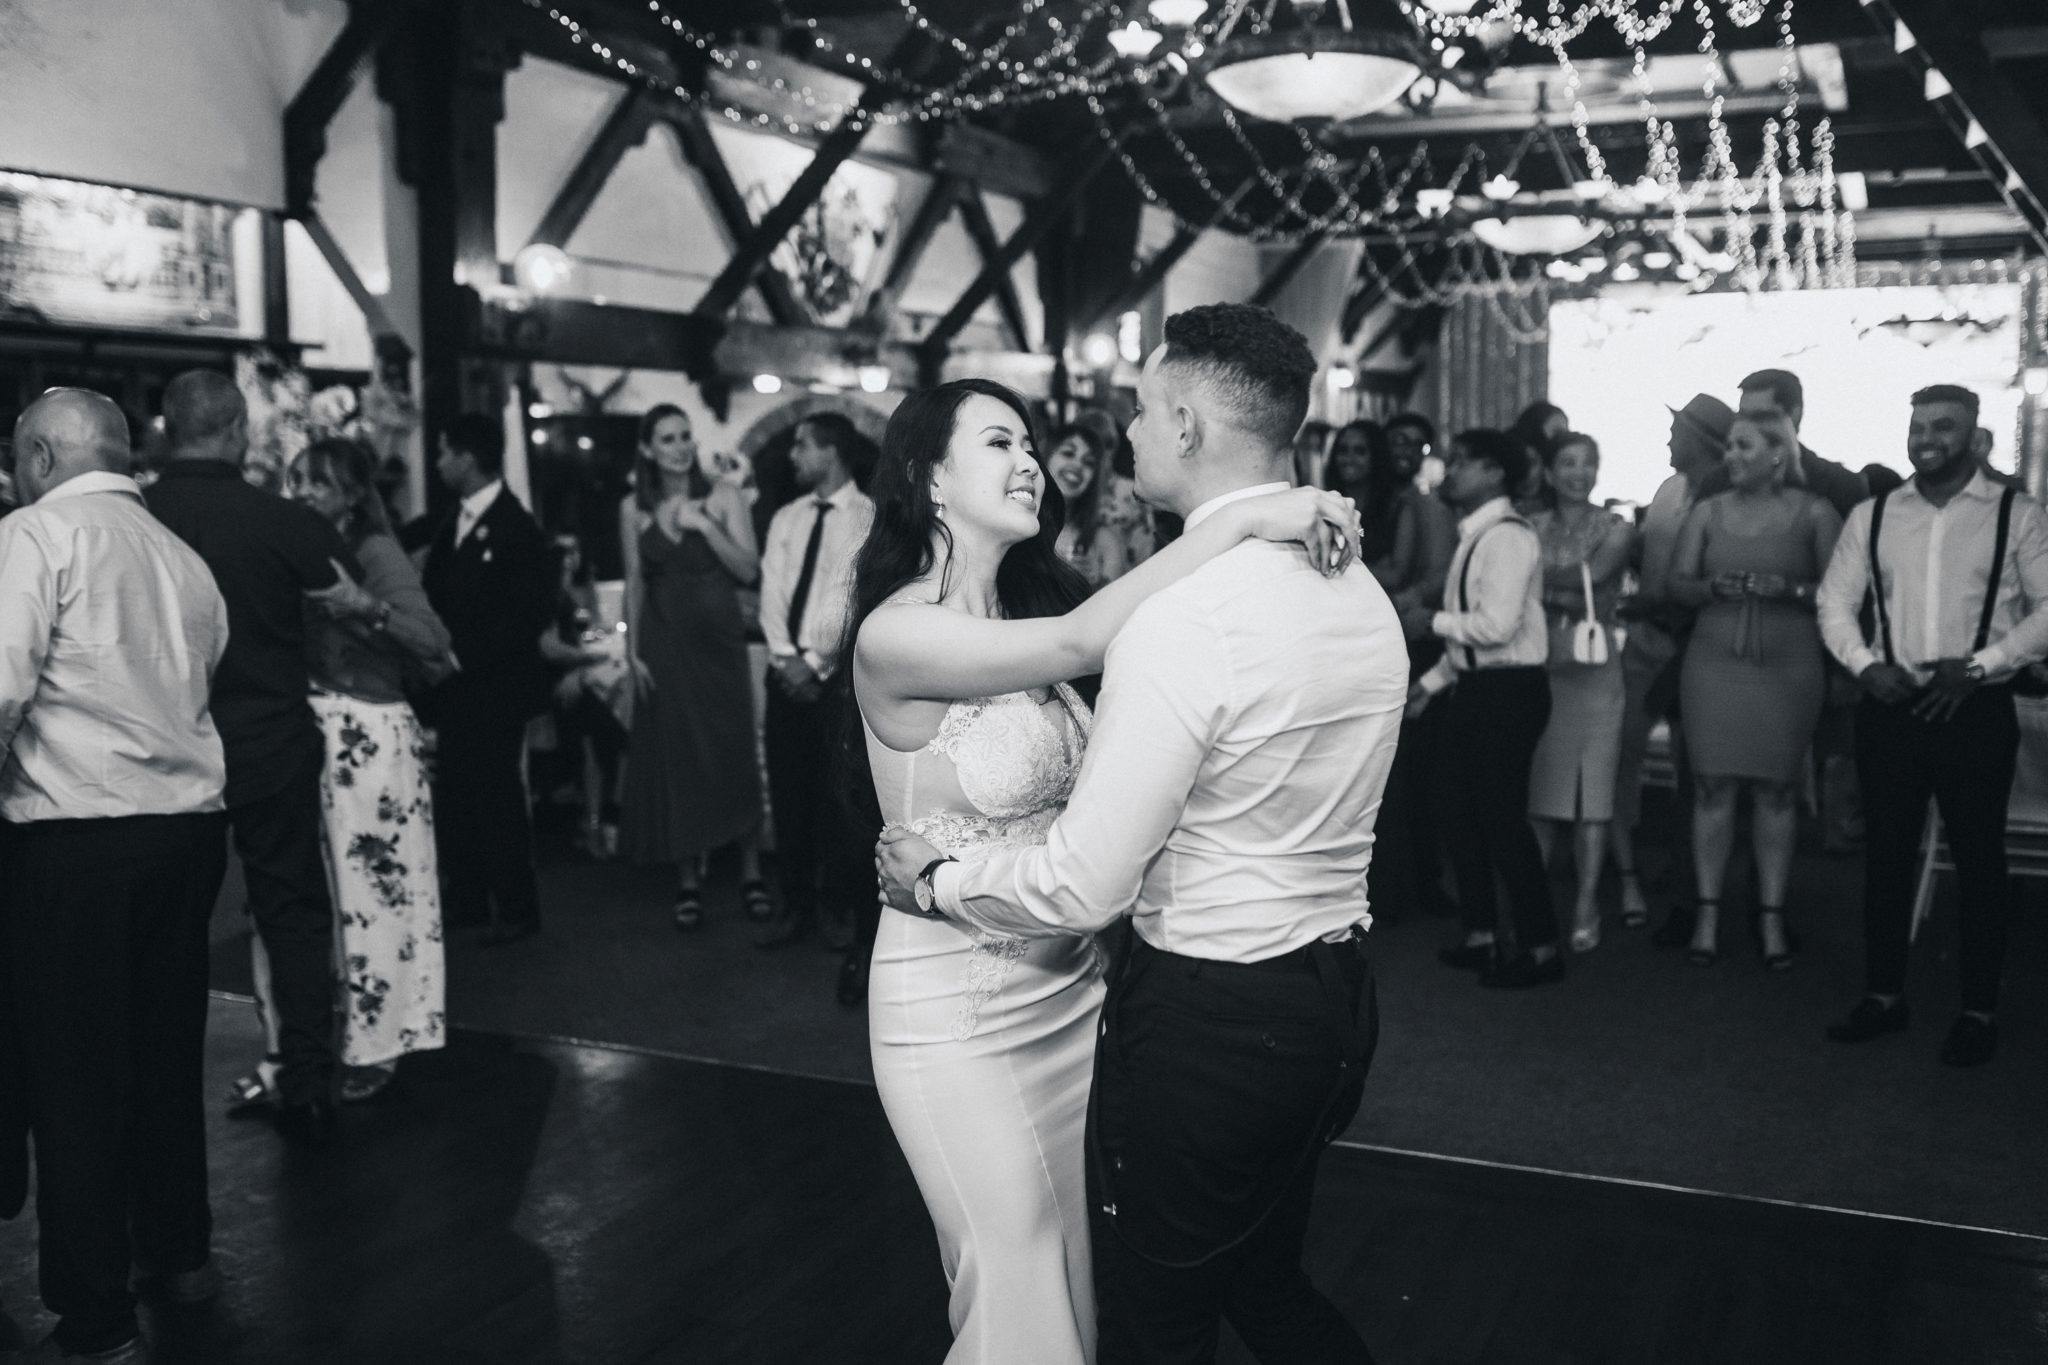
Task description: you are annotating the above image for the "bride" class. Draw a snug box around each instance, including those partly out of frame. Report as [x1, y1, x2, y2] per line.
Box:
[847, 378, 1356, 1363]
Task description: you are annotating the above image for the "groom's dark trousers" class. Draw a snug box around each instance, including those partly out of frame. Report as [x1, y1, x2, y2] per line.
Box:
[1089, 930, 1379, 1364]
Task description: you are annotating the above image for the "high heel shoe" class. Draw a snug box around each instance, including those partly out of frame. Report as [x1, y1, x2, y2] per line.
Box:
[1569, 905, 1602, 953]
[1686, 902, 1720, 967]
[1618, 872, 1650, 929]
[1752, 908, 1799, 971]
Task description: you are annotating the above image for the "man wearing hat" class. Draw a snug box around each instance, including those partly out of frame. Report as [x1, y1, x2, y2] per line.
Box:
[1614, 394, 1735, 943]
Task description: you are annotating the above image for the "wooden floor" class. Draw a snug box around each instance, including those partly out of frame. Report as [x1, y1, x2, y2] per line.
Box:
[2, 999, 2044, 1365]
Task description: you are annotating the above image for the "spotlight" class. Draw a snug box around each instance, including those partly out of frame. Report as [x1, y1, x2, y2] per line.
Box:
[527, 401, 553, 420]
[1147, 0, 1207, 25]
[1482, 175, 1520, 201]
[1329, 364, 1357, 389]
[576, 435, 595, 451]
[1642, 250, 1674, 270]
[1416, 187, 1455, 219]
[1611, 262, 1641, 282]
[753, 374, 783, 394]
[1081, 332, 1117, 368]
[512, 243, 573, 295]
[858, 365, 890, 393]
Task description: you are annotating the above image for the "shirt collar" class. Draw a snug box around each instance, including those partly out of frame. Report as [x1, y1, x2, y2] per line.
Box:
[460, 479, 504, 521]
[157, 458, 241, 480]
[1902, 468, 2000, 507]
[1185, 481, 1291, 531]
[1456, 495, 1515, 538]
[34, 470, 143, 506]
[815, 479, 862, 511]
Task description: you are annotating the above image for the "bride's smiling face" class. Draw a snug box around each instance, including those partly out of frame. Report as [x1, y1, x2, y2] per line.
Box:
[930, 393, 1044, 546]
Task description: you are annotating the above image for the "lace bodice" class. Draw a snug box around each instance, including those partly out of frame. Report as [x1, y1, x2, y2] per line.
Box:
[863, 671, 1094, 1040]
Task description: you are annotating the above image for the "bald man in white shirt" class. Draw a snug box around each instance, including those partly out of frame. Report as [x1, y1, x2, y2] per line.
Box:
[880, 305, 1401, 1363]
[0, 389, 231, 1363]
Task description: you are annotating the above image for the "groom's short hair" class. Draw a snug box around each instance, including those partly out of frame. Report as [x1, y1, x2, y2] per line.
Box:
[1160, 304, 1317, 453]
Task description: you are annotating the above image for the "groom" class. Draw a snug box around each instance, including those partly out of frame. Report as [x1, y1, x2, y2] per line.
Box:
[879, 303, 1406, 1363]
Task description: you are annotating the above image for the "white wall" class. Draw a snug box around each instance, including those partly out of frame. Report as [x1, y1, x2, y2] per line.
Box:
[0, 0, 348, 207]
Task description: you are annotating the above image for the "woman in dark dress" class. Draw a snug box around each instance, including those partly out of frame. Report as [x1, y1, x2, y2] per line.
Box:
[620, 404, 767, 928]
[1670, 409, 1842, 969]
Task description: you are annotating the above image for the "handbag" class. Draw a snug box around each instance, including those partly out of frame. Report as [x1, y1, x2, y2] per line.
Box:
[1569, 561, 1612, 667]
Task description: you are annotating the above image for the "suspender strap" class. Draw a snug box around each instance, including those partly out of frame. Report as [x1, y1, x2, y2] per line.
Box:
[1455, 520, 1520, 671]
[1974, 486, 2019, 655]
[1866, 489, 1895, 666]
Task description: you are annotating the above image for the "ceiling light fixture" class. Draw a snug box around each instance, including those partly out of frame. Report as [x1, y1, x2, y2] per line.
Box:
[1200, 0, 1423, 124]
[1108, 20, 1164, 59]
[1147, 0, 1209, 27]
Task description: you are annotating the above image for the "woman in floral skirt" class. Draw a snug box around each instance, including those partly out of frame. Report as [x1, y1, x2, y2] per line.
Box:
[234, 437, 454, 1109]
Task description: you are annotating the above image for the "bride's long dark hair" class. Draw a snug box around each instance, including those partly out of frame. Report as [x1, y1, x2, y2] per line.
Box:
[834, 378, 1094, 825]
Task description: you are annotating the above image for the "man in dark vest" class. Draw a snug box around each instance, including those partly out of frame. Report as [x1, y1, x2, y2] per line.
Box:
[1817, 384, 2048, 1067]
[421, 414, 553, 947]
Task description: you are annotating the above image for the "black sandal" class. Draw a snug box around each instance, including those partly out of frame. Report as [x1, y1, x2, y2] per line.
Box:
[1754, 909, 1800, 971]
[672, 890, 704, 931]
[1686, 901, 1721, 968]
[740, 879, 774, 921]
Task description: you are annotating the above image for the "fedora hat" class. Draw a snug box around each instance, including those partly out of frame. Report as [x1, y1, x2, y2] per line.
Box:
[1667, 393, 1736, 449]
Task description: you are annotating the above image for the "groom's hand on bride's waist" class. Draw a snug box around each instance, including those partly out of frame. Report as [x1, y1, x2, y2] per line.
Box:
[877, 827, 944, 916]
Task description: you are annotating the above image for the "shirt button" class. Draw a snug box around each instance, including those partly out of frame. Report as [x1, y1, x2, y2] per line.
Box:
[1112, 1156, 1124, 1172]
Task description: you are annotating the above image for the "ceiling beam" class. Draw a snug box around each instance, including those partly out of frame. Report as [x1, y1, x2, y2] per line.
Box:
[524, 85, 658, 251]
[918, 138, 1119, 370]
[956, 190, 1034, 352]
[284, 0, 403, 218]
[690, 106, 878, 321]
[666, 107, 803, 326]
[860, 173, 964, 334]
[1875, 0, 2048, 250]
[1249, 232, 1329, 308]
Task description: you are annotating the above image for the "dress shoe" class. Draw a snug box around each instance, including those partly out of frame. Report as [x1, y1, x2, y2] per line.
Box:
[1825, 996, 1910, 1044]
[22, 1333, 150, 1362]
[1478, 951, 1565, 989]
[272, 1097, 336, 1148]
[1939, 1014, 1998, 1067]
[754, 913, 812, 950]
[836, 949, 870, 1007]
[480, 920, 539, 948]
[131, 1257, 220, 1305]
[1436, 942, 1496, 971]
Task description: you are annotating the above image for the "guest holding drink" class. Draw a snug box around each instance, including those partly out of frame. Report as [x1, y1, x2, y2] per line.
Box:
[620, 404, 768, 928]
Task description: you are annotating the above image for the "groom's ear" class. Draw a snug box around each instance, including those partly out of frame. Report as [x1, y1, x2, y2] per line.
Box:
[1176, 402, 1202, 460]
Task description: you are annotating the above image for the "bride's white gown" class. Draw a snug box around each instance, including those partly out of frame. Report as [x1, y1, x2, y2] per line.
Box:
[864, 682, 1105, 1365]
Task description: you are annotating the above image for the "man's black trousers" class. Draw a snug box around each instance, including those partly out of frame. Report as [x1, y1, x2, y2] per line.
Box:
[1856, 687, 2019, 1014]
[1, 811, 227, 1354]
[1088, 933, 1379, 1364]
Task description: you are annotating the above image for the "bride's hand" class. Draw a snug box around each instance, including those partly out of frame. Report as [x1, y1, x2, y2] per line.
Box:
[1227, 487, 1362, 577]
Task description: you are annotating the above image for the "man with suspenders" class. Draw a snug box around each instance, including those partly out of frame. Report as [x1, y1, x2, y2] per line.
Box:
[1408, 430, 1561, 988]
[1817, 384, 2048, 1066]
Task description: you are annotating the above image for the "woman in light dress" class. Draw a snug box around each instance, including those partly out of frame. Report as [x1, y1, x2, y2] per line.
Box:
[232, 437, 453, 1110]
[1526, 433, 1635, 951]
[848, 379, 1356, 1363]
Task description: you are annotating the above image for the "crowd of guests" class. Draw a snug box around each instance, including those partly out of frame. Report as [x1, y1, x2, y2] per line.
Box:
[0, 351, 2039, 1359]
[1317, 373, 2045, 1077]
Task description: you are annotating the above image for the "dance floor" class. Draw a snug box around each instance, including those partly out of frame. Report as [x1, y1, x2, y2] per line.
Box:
[2, 997, 2045, 1365]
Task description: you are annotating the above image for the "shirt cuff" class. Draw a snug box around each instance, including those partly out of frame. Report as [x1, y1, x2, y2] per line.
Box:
[802, 649, 834, 680]
[1972, 644, 2007, 677]
[1430, 610, 1455, 640]
[1836, 644, 1881, 679]
[933, 860, 965, 917]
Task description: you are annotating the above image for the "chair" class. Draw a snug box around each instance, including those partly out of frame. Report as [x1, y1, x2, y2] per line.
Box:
[1909, 695, 2048, 940]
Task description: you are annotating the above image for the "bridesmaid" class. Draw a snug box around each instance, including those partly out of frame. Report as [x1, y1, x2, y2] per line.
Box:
[259, 437, 451, 1104]
[1670, 409, 1842, 968]
[619, 404, 769, 928]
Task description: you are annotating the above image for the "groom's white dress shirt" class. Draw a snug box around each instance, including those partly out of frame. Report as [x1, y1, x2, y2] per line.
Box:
[935, 482, 1411, 963]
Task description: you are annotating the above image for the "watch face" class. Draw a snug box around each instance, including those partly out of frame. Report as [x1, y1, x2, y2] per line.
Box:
[914, 878, 933, 913]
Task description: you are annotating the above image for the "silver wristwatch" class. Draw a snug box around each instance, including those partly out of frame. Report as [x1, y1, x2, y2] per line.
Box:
[913, 857, 956, 916]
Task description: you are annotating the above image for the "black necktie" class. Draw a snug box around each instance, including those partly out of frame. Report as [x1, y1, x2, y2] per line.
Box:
[785, 501, 832, 645]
